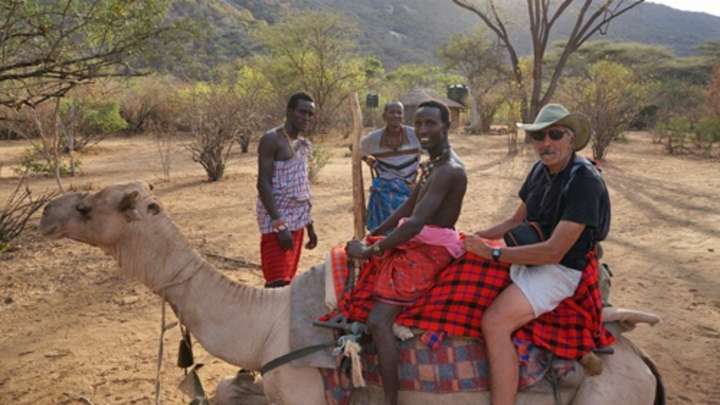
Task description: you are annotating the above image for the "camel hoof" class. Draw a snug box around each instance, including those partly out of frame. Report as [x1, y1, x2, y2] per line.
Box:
[214, 372, 266, 405]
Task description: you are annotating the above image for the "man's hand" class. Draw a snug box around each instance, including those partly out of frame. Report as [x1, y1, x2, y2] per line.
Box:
[363, 155, 377, 168]
[305, 223, 318, 249]
[346, 239, 371, 260]
[278, 229, 294, 251]
[464, 235, 492, 260]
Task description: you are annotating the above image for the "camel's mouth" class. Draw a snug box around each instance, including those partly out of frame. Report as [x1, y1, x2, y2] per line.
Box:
[39, 223, 64, 239]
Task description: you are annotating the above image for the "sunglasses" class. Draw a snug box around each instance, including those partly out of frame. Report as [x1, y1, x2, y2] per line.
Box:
[529, 128, 567, 141]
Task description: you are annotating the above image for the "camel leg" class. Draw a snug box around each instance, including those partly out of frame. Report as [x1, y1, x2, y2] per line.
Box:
[262, 365, 326, 405]
[571, 336, 656, 405]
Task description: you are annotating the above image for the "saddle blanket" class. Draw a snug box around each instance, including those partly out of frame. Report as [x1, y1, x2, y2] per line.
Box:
[321, 335, 577, 405]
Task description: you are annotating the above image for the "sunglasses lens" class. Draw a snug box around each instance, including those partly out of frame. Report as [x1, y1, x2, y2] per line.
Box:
[548, 129, 565, 140]
[530, 131, 545, 141]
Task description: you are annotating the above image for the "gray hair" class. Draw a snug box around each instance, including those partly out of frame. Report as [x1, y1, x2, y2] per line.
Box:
[383, 101, 404, 113]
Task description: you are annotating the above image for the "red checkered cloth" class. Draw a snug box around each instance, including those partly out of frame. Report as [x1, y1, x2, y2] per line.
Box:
[325, 237, 614, 359]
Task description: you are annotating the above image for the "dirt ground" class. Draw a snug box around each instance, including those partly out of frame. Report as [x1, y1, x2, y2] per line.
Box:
[0, 131, 718, 404]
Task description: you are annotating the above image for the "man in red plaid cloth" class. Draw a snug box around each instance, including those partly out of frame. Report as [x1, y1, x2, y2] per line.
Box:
[465, 104, 611, 405]
[346, 100, 467, 405]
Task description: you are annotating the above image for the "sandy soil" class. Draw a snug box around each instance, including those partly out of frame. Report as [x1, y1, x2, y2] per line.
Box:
[0, 132, 718, 404]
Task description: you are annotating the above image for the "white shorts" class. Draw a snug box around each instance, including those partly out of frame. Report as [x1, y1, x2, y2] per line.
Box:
[510, 263, 583, 317]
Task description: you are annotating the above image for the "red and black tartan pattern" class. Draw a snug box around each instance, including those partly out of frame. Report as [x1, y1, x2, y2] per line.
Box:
[329, 242, 614, 359]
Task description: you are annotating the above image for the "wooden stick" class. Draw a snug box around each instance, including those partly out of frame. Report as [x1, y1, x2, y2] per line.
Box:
[155, 299, 167, 405]
[202, 252, 262, 270]
[349, 92, 366, 240]
[348, 92, 366, 291]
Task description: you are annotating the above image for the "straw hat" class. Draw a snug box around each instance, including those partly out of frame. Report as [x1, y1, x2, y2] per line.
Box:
[516, 104, 591, 151]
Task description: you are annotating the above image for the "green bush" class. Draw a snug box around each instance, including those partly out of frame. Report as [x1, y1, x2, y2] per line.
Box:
[60, 99, 127, 150]
[308, 145, 331, 184]
[14, 145, 81, 177]
[80, 101, 127, 134]
[695, 117, 720, 156]
[696, 117, 720, 143]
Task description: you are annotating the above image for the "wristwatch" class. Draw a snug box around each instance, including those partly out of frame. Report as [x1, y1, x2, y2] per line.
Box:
[491, 248, 502, 263]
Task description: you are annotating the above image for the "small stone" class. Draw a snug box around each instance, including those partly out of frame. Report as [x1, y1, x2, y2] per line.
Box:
[115, 295, 139, 305]
[3, 296, 12, 304]
[44, 350, 69, 358]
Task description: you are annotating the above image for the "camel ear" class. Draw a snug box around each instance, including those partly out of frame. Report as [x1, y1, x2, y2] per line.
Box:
[118, 191, 142, 221]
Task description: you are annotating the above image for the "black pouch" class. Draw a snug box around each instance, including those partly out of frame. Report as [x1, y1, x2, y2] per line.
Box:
[503, 221, 546, 247]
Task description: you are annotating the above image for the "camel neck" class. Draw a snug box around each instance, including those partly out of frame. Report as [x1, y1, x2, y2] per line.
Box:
[114, 214, 286, 369]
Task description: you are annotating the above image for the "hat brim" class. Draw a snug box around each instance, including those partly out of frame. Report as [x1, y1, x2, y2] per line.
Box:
[516, 112, 591, 151]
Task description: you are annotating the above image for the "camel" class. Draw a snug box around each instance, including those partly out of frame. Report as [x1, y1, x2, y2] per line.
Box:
[39, 182, 663, 405]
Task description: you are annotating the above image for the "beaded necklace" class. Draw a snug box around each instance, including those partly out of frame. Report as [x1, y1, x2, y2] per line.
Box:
[418, 148, 451, 186]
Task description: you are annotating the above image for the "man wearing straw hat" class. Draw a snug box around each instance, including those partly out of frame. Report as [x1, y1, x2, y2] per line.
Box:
[465, 104, 611, 405]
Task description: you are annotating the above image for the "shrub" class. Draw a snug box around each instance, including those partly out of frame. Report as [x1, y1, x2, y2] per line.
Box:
[120, 76, 181, 132]
[0, 178, 58, 247]
[656, 117, 693, 155]
[60, 98, 127, 151]
[181, 85, 243, 182]
[308, 145, 331, 184]
[695, 117, 720, 157]
[15, 145, 81, 177]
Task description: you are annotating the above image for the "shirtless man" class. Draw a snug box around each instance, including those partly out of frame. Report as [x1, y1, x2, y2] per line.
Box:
[346, 100, 467, 405]
[256, 92, 319, 288]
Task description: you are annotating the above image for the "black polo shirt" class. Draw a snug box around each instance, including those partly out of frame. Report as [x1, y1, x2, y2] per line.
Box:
[518, 154, 610, 270]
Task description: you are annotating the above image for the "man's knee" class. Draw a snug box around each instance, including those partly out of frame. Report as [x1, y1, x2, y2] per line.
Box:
[482, 306, 512, 338]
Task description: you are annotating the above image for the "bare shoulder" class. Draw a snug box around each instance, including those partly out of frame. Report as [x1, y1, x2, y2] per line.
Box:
[258, 128, 281, 147]
[436, 159, 467, 183]
[259, 127, 281, 141]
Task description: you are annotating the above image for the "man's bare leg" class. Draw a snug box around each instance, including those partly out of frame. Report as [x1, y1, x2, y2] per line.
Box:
[367, 302, 403, 405]
[481, 284, 535, 405]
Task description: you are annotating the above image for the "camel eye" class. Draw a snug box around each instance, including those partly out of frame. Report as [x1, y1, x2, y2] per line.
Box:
[76, 203, 91, 216]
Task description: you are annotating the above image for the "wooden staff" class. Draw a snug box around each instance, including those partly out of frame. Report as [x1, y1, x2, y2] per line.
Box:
[348, 92, 365, 291]
[350, 92, 366, 240]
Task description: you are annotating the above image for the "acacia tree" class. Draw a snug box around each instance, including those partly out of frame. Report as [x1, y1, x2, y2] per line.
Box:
[254, 11, 366, 133]
[382, 64, 464, 100]
[439, 28, 509, 133]
[0, 0, 180, 110]
[562, 61, 649, 160]
[451, 0, 645, 121]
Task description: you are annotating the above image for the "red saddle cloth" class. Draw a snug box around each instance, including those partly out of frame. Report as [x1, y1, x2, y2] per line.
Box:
[325, 239, 614, 359]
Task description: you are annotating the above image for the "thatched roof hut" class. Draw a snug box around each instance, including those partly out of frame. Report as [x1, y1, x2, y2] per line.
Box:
[400, 88, 466, 130]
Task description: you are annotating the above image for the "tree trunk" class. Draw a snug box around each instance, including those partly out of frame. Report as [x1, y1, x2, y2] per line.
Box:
[467, 89, 482, 133]
[480, 110, 495, 133]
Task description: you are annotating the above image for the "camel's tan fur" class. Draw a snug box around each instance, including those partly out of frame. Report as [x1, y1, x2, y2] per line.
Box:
[40, 182, 660, 405]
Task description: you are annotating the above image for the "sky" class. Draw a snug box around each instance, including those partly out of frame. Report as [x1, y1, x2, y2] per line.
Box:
[648, 1, 720, 17]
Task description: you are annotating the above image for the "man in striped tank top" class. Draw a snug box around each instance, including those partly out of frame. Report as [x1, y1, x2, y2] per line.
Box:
[256, 92, 319, 288]
[360, 101, 421, 233]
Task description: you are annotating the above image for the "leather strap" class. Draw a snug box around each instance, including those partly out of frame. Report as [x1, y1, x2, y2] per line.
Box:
[260, 342, 337, 375]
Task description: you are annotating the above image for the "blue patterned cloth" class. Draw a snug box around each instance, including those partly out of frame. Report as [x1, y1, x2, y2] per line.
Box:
[366, 177, 412, 232]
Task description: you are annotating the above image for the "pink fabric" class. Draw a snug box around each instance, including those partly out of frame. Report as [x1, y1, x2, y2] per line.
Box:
[399, 218, 465, 258]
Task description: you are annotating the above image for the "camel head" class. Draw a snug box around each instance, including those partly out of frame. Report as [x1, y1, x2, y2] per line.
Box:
[40, 181, 162, 248]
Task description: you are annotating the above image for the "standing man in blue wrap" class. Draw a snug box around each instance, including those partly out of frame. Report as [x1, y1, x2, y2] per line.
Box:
[360, 101, 421, 233]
